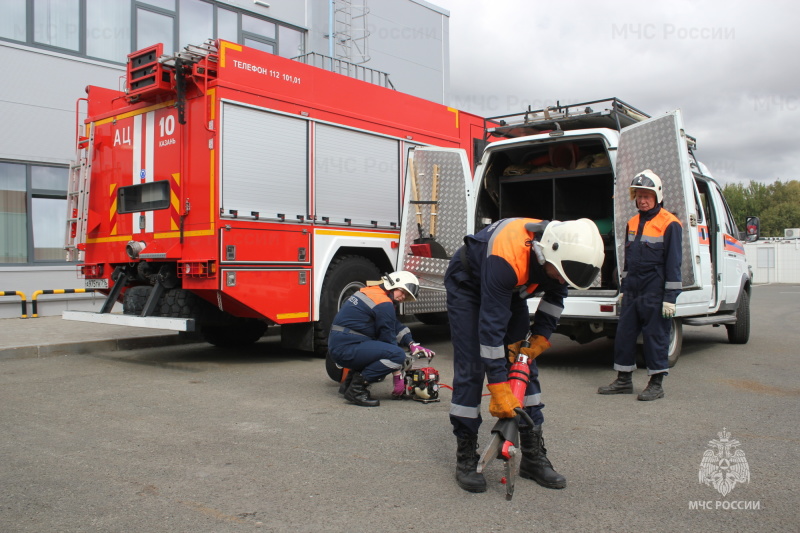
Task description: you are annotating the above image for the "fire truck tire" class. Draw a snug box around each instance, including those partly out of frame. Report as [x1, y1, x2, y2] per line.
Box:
[726, 290, 750, 344]
[315, 255, 380, 359]
[124, 286, 225, 324]
[325, 351, 343, 382]
[158, 288, 221, 321]
[201, 319, 268, 348]
[122, 286, 151, 315]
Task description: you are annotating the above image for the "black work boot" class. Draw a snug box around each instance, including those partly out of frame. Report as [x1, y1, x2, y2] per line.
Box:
[455, 435, 487, 493]
[638, 373, 665, 401]
[597, 371, 634, 394]
[344, 372, 380, 407]
[338, 369, 354, 395]
[519, 425, 567, 489]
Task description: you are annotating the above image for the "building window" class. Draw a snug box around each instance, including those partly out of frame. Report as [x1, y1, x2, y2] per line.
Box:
[135, 5, 175, 52]
[33, 0, 81, 52]
[0, 1, 305, 64]
[178, 0, 212, 50]
[0, 161, 68, 264]
[0, 0, 26, 42]
[86, 0, 131, 62]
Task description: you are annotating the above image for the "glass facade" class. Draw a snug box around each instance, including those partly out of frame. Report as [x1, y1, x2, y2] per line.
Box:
[0, 0, 306, 64]
[0, 162, 68, 264]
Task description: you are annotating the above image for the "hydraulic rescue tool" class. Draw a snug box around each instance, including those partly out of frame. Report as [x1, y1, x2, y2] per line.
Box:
[477, 333, 535, 500]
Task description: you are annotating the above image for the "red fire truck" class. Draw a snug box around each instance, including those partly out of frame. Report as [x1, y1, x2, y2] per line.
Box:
[63, 40, 487, 355]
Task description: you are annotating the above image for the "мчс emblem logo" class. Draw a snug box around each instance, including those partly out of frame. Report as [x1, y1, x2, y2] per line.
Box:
[699, 428, 750, 497]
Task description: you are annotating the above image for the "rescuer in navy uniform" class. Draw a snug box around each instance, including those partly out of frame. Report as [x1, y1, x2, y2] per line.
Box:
[445, 218, 605, 493]
[598, 169, 683, 401]
[329, 271, 434, 407]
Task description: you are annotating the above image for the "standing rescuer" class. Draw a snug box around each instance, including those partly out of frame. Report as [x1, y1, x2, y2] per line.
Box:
[328, 271, 434, 407]
[445, 218, 605, 493]
[598, 169, 683, 401]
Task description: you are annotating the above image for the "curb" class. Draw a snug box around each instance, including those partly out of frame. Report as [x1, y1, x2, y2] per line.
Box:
[0, 334, 201, 361]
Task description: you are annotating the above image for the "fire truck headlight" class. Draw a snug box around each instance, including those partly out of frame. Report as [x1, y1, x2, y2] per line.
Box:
[126, 240, 147, 259]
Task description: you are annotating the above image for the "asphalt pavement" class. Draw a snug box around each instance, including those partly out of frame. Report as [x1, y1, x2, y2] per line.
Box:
[1, 286, 798, 532]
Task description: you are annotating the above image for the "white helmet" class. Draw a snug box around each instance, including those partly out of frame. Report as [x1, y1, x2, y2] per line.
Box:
[539, 219, 605, 290]
[629, 169, 663, 204]
[382, 271, 419, 301]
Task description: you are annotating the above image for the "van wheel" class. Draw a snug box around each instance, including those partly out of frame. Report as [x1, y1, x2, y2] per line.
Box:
[314, 255, 381, 358]
[726, 291, 750, 344]
[636, 318, 682, 368]
[201, 319, 268, 348]
[667, 318, 683, 367]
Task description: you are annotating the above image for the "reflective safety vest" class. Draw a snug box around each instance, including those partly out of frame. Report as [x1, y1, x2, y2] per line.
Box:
[622, 207, 683, 302]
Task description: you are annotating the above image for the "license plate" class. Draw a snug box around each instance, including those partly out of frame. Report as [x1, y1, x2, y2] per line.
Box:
[85, 278, 109, 289]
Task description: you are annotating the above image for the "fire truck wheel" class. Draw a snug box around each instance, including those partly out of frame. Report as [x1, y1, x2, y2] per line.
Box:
[122, 286, 151, 315]
[325, 351, 343, 382]
[315, 255, 380, 359]
[726, 290, 750, 344]
[201, 319, 268, 348]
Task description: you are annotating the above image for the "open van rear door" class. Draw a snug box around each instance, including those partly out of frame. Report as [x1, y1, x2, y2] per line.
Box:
[397, 147, 473, 315]
[614, 110, 703, 290]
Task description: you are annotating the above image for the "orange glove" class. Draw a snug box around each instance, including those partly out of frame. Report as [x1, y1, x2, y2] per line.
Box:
[507, 335, 551, 363]
[487, 382, 522, 418]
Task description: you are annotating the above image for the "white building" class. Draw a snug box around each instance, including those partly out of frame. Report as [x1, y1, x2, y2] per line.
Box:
[0, 0, 452, 318]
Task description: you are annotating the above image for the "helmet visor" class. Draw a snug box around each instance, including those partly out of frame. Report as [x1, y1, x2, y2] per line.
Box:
[402, 282, 419, 301]
[561, 261, 600, 290]
[631, 174, 657, 188]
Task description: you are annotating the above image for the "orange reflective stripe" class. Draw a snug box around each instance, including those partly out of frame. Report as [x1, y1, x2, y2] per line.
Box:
[361, 285, 392, 305]
[628, 210, 681, 238]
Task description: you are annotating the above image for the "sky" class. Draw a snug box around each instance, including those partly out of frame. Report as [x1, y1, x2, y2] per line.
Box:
[430, 0, 800, 186]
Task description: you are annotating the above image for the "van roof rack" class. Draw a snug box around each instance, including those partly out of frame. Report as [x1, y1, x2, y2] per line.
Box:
[485, 97, 650, 139]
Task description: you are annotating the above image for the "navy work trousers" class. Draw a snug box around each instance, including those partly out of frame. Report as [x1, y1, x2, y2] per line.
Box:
[328, 330, 406, 383]
[613, 291, 670, 374]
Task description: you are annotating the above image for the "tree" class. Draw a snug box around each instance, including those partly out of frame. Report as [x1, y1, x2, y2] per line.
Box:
[722, 180, 800, 237]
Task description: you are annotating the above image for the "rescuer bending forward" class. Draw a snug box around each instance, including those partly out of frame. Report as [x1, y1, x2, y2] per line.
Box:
[329, 271, 434, 407]
[445, 218, 604, 493]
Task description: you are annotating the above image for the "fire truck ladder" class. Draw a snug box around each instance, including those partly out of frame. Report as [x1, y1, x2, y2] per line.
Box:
[65, 122, 95, 262]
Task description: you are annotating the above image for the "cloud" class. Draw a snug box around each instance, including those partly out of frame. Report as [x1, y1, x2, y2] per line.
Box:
[434, 0, 800, 184]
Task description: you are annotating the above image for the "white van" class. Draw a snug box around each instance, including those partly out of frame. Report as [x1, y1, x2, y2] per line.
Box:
[398, 98, 751, 366]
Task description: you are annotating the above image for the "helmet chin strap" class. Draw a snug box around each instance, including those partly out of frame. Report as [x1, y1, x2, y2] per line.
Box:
[532, 241, 546, 266]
